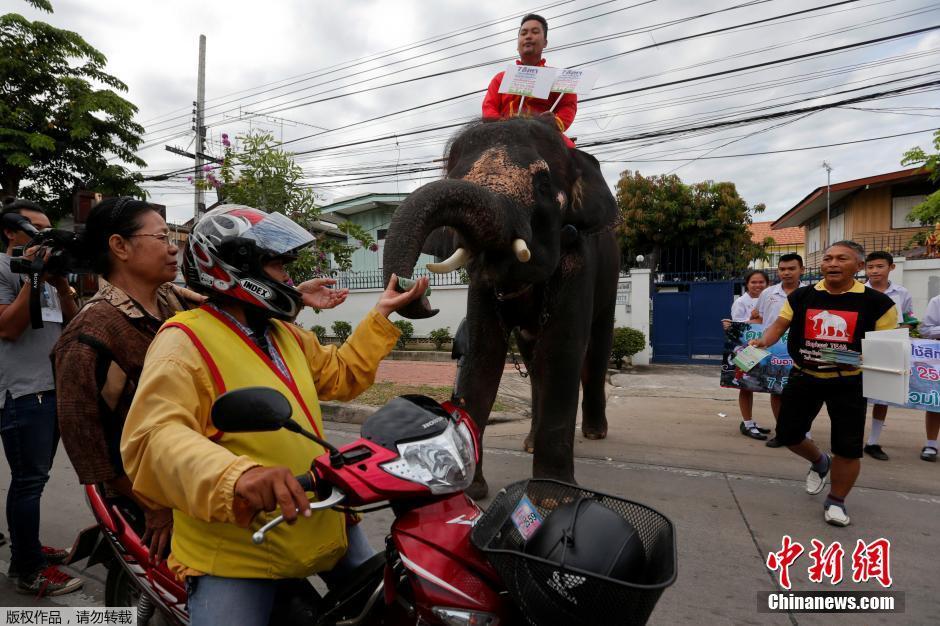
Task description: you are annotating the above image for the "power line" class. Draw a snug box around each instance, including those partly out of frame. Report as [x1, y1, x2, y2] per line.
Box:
[249, 1, 906, 151]
[599, 127, 939, 162]
[580, 79, 940, 148]
[279, 36, 940, 157]
[579, 24, 940, 105]
[138, 0, 580, 127]
[140, 0, 643, 136]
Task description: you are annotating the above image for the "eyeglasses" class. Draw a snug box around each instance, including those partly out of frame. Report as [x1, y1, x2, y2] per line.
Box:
[128, 232, 176, 247]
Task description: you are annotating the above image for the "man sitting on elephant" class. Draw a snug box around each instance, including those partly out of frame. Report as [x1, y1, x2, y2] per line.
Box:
[482, 13, 577, 148]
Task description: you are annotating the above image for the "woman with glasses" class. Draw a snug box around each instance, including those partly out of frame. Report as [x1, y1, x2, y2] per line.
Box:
[54, 197, 196, 561]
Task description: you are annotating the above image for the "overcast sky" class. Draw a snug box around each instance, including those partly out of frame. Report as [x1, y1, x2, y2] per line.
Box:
[6, 0, 940, 225]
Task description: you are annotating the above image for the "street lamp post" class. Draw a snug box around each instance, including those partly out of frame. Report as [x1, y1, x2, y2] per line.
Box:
[822, 161, 833, 249]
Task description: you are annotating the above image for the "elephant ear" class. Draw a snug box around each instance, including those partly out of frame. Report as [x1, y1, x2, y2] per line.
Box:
[564, 148, 619, 232]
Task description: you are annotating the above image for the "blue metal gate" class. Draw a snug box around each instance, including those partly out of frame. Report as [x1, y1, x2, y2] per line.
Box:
[652, 281, 734, 364]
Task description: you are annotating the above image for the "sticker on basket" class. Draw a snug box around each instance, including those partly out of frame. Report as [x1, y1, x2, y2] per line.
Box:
[511, 495, 544, 541]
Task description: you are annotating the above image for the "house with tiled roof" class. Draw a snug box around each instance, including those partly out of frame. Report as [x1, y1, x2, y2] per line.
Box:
[748, 221, 804, 270]
[772, 167, 937, 266]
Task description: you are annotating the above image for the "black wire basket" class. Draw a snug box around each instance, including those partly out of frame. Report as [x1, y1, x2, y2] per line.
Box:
[471, 479, 677, 626]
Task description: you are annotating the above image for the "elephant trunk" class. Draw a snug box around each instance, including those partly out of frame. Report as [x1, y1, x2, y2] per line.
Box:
[383, 179, 511, 319]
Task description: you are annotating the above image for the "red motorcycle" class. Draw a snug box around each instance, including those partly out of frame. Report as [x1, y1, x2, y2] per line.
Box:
[67, 388, 676, 625]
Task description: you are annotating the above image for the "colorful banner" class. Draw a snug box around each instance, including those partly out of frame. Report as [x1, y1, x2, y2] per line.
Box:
[497, 64, 558, 99]
[899, 340, 940, 411]
[720, 322, 792, 394]
[720, 323, 940, 411]
[550, 68, 599, 95]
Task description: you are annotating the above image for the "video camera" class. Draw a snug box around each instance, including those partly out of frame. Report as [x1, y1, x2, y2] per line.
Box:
[2, 212, 92, 329]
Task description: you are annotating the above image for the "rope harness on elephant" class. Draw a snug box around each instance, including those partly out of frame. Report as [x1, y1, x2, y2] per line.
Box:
[494, 270, 556, 380]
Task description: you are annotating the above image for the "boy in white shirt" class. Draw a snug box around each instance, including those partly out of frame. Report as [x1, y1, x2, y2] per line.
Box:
[862, 251, 914, 461]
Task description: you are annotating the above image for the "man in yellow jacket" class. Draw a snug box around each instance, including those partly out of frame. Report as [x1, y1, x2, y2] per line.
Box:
[120, 205, 428, 625]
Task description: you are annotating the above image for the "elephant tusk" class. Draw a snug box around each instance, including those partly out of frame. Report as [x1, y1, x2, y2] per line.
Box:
[426, 247, 471, 273]
[512, 239, 531, 263]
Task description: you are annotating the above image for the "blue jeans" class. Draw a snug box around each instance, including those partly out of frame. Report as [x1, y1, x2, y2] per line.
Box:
[187, 523, 375, 626]
[0, 391, 59, 576]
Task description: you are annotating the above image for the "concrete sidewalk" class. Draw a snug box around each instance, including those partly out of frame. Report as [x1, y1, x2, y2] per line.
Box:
[0, 363, 935, 623]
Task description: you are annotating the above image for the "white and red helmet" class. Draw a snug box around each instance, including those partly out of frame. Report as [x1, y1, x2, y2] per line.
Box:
[184, 204, 314, 320]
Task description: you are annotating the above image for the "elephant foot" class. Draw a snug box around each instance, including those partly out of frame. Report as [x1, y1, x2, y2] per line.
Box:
[466, 474, 489, 501]
[523, 433, 535, 454]
[581, 425, 608, 440]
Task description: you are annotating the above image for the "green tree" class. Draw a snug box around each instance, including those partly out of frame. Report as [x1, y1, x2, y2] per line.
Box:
[203, 131, 374, 280]
[615, 171, 767, 275]
[0, 0, 146, 219]
[901, 129, 940, 228]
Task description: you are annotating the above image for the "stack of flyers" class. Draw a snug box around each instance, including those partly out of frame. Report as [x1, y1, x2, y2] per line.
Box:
[817, 347, 862, 367]
[732, 345, 770, 372]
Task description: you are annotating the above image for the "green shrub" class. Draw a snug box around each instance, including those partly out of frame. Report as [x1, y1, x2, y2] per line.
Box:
[611, 327, 646, 368]
[311, 324, 327, 344]
[331, 320, 352, 343]
[429, 327, 452, 350]
[393, 320, 414, 350]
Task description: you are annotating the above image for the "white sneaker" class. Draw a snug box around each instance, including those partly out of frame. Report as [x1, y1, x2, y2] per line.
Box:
[824, 503, 850, 527]
[805, 455, 830, 495]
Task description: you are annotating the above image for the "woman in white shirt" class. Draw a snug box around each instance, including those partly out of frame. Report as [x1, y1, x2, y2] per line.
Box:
[723, 270, 770, 440]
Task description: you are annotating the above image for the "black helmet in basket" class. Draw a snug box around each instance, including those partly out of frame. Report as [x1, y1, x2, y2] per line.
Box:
[184, 205, 314, 320]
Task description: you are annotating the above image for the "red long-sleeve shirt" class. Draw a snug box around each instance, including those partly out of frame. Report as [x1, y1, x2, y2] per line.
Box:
[482, 59, 577, 148]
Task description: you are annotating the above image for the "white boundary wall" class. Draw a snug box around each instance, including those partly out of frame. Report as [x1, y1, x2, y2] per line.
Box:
[890, 257, 940, 319]
[296, 269, 653, 365]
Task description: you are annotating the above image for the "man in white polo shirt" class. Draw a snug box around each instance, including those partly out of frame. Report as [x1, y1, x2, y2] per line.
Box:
[862, 251, 914, 461]
[750, 253, 804, 447]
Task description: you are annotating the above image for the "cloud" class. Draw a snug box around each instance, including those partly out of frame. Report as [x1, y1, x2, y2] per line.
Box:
[12, 0, 938, 224]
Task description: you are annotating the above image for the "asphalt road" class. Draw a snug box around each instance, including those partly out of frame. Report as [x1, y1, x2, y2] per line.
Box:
[0, 364, 937, 624]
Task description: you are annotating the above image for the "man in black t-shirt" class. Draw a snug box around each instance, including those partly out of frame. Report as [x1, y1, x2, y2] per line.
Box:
[752, 241, 896, 527]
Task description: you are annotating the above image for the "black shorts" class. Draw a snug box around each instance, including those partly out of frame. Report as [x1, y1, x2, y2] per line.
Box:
[776, 370, 866, 459]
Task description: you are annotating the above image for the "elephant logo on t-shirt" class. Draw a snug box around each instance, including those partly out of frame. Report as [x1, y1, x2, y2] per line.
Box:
[806, 309, 858, 343]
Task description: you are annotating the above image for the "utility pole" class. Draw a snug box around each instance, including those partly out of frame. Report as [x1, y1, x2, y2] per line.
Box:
[193, 34, 207, 221]
[822, 161, 833, 249]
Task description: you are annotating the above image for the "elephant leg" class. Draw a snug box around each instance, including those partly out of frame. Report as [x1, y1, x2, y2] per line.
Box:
[515, 330, 541, 454]
[531, 349, 583, 484]
[530, 297, 592, 484]
[456, 290, 508, 500]
[581, 317, 615, 441]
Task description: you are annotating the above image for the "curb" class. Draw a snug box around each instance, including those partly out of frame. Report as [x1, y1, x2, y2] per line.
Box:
[321, 401, 528, 425]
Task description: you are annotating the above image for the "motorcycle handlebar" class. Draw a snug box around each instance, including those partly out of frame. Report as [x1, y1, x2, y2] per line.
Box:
[295, 472, 315, 493]
[251, 486, 346, 545]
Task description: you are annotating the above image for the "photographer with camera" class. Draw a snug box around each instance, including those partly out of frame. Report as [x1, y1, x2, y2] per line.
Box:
[0, 198, 81, 596]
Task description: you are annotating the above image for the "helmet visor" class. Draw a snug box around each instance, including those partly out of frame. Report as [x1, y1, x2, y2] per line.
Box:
[245, 211, 315, 256]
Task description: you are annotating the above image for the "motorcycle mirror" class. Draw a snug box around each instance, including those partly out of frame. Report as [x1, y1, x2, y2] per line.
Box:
[210, 387, 293, 432]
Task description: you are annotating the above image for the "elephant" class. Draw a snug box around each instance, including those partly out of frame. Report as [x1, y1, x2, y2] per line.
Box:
[382, 116, 621, 499]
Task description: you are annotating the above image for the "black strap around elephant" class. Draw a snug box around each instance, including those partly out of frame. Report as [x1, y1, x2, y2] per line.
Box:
[494, 273, 557, 379]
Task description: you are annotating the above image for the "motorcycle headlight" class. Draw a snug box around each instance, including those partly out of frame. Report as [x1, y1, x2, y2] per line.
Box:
[381, 420, 477, 494]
